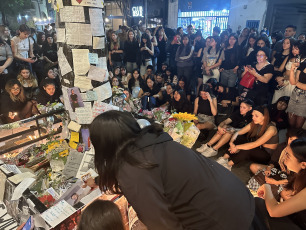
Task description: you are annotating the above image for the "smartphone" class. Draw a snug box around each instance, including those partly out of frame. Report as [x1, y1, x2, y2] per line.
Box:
[246, 65, 252, 69]
[31, 57, 37, 60]
[22, 216, 33, 230]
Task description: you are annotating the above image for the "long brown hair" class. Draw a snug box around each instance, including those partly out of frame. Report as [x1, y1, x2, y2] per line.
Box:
[110, 31, 120, 50]
[247, 106, 270, 139]
[5, 79, 26, 103]
[17, 66, 38, 88]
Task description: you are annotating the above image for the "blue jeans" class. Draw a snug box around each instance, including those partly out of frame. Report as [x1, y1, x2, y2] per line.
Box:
[126, 62, 138, 74]
[141, 96, 157, 111]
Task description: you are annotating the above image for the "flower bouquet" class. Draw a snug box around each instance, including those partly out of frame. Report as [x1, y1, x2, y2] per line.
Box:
[164, 113, 200, 148]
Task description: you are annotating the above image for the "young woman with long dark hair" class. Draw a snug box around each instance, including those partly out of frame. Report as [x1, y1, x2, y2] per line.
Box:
[256, 137, 306, 230]
[89, 110, 256, 230]
[216, 106, 278, 171]
[139, 33, 154, 77]
[219, 33, 240, 87]
[202, 36, 224, 83]
[194, 84, 217, 132]
[17, 65, 39, 99]
[138, 75, 161, 110]
[123, 30, 139, 74]
[108, 31, 124, 70]
[287, 46, 306, 129]
[175, 34, 194, 91]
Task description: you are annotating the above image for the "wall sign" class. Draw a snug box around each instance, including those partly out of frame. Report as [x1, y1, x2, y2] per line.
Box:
[132, 6, 143, 17]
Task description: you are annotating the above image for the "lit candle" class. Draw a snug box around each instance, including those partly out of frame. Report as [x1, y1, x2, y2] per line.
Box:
[13, 112, 18, 116]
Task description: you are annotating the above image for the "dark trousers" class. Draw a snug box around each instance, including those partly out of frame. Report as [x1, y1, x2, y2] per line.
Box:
[254, 197, 302, 230]
[141, 96, 157, 111]
[177, 65, 194, 92]
[229, 135, 271, 165]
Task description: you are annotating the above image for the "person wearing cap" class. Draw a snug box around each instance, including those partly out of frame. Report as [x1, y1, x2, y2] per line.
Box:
[42, 33, 58, 68]
[242, 47, 274, 106]
[216, 105, 278, 171]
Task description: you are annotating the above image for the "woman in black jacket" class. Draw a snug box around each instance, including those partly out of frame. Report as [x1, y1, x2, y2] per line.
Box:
[123, 30, 139, 74]
[268, 96, 289, 130]
[89, 111, 256, 230]
[36, 79, 61, 105]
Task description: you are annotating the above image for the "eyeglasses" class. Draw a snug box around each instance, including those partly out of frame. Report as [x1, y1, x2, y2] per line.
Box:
[12, 87, 20, 91]
[256, 55, 266, 58]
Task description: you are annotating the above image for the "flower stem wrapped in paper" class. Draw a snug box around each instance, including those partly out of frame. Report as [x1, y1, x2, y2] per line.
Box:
[164, 112, 200, 148]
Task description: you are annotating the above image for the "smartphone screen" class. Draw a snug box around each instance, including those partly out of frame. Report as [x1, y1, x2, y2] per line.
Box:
[22, 216, 32, 230]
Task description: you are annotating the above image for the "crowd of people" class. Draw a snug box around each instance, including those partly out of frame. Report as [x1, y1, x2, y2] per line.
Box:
[105, 23, 306, 230]
[0, 23, 60, 124]
[2, 21, 306, 230]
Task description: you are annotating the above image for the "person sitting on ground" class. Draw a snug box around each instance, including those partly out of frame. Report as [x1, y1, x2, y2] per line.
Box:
[194, 84, 217, 132]
[197, 99, 253, 157]
[78, 200, 124, 230]
[138, 75, 161, 110]
[163, 68, 178, 86]
[170, 89, 192, 113]
[36, 78, 61, 106]
[1, 79, 37, 123]
[248, 128, 306, 201]
[268, 96, 289, 131]
[111, 76, 124, 89]
[128, 69, 144, 98]
[159, 83, 175, 110]
[256, 137, 306, 230]
[17, 65, 39, 99]
[142, 65, 154, 80]
[216, 105, 278, 171]
[155, 73, 165, 90]
[176, 77, 191, 101]
[215, 82, 239, 107]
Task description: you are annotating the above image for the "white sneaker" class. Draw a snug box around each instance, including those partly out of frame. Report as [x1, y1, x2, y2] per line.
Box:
[202, 148, 218, 157]
[196, 143, 209, 153]
[222, 163, 232, 171]
[216, 157, 228, 165]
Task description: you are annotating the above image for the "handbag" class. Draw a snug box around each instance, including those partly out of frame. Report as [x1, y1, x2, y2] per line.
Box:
[240, 72, 256, 89]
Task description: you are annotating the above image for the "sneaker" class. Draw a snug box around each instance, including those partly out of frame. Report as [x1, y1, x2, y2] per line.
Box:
[202, 148, 218, 157]
[222, 163, 232, 171]
[196, 143, 209, 153]
[216, 157, 228, 165]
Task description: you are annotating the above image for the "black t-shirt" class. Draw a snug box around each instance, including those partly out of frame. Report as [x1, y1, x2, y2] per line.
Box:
[252, 63, 274, 93]
[229, 110, 252, 128]
[221, 47, 240, 70]
[42, 44, 58, 62]
[298, 62, 306, 84]
[273, 52, 288, 68]
[108, 41, 124, 62]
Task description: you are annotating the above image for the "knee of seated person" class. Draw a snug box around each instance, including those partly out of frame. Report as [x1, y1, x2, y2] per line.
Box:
[249, 163, 259, 174]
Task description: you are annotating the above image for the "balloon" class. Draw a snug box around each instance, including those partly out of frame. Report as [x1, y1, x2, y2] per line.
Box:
[137, 119, 151, 129]
[132, 87, 141, 98]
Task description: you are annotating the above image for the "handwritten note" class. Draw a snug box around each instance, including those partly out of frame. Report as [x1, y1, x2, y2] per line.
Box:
[93, 82, 112, 101]
[41, 200, 76, 227]
[72, 49, 90, 75]
[76, 102, 93, 124]
[70, 132, 79, 143]
[87, 65, 107, 82]
[86, 91, 98, 101]
[58, 47, 72, 76]
[89, 8, 105, 36]
[97, 57, 107, 70]
[60, 6, 85, 23]
[68, 121, 81, 132]
[56, 28, 66, 43]
[88, 53, 98, 64]
[66, 23, 92, 46]
[93, 37, 105, 49]
[71, 0, 104, 8]
[74, 75, 93, 91]
[92, 101, 119, 118]
[0, 202, 18, 229]
[63, 150, 85, 179]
